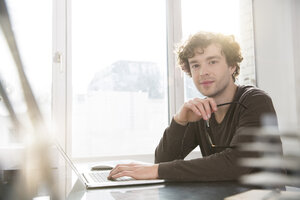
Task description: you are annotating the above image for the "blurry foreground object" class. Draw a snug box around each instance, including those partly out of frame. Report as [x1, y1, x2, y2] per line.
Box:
[235, 115, 300, 199]
[0, 0, 58, 199]
[239, 127, 300, 187]
[225, 189, 300, 200]
[10, 133, 58, 200]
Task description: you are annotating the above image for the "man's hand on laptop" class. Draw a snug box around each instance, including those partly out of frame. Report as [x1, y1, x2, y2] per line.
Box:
[107, 163, 159, 180]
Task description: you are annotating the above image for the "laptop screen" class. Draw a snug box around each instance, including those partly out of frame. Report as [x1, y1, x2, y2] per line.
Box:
[52, 143, 86, 199]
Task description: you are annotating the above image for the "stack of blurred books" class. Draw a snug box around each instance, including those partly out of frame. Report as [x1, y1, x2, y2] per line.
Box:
[225, 189, 300, 200]
[234, 126, 300, 199]
[239, 127, 300, 187]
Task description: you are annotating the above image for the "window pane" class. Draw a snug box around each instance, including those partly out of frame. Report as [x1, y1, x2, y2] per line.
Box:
[181, 0, 253, 100]
[72, 0, 168, 157]
[0, 0, 52, 143]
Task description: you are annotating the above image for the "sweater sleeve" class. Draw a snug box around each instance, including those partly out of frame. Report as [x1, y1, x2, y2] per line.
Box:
[154, 118, 198, 163]
[156, 91, 278, 181]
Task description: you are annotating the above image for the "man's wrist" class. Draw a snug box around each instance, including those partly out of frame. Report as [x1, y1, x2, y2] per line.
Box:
[174, 115, 188, 126]
[153, 164, 159, 179]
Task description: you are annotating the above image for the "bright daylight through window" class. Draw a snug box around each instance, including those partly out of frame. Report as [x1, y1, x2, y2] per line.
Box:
[71, 0, 168, 157]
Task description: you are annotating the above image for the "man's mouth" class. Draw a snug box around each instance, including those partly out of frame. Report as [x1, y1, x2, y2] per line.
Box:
[200, 80, 214, 86]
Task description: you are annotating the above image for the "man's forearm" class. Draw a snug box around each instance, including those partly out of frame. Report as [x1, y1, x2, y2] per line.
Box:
[155, 118, 189, 163]
[174, 114, 189, 126]
[157, 149, 255, 181]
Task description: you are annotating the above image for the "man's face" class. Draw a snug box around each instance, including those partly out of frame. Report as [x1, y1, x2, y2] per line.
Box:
[188, 43, 236, 98]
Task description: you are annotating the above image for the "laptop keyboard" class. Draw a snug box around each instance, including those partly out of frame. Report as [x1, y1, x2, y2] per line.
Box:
[89, 172, 132, 182]
[89, 172, 110, 182]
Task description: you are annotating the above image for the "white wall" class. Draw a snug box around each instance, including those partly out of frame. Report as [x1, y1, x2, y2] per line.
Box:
[291, 0, 300, 127]
[253, 0, 300, 130]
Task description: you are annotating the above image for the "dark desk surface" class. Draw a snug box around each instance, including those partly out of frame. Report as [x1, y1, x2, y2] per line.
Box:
[67, 179, 260, 200]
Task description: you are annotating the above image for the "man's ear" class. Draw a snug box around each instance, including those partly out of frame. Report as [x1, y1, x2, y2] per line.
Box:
[229, 65, 237, 75]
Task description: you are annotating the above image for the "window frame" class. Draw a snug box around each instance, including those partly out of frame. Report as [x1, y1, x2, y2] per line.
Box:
[52, 0, 70, 156]
[166, 0, 185, 120]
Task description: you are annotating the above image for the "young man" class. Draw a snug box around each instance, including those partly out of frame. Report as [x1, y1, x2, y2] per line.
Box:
[108, 31, 279, 181]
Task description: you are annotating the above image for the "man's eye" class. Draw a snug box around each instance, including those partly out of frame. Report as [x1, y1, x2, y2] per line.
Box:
[209, 60, 217, 65]
[192, 64, 200, 69]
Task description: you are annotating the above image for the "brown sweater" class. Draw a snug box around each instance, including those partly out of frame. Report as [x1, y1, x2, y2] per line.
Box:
[155, 85, 279, 181]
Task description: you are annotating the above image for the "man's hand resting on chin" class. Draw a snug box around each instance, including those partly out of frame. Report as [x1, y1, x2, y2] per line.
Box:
[107, 163, 159, 180]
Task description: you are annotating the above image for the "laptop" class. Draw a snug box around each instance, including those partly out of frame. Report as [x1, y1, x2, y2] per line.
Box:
[55, 142, 165, 189]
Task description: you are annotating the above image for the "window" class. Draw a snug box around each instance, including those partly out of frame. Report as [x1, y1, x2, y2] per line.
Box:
[71, 0, 168, 157]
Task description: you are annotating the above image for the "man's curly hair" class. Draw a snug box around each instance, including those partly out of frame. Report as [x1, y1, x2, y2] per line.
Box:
[176, 31, 243, 81]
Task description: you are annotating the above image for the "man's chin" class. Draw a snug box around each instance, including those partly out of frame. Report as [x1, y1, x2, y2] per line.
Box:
[200, 90, 221, 98]
[198, 88, 214, 97]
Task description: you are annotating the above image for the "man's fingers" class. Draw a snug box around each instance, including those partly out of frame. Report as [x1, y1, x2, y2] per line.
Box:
[194, 102, 208, 120]
[108, 164, 140, 179]
[193, 99, 210, 120]
[186, 100, 209, 120]
[192, 98, 219, 120]
[195, 98, 217, 118]
[109, 165, 130, 176]
[110, 171, 133, 180]
[206, 97, 218, 112]
[108, 164, 158, 180]
[175, 97, 218, 125]
[186, 102, 202, 116]
[202, 101, 212, 119]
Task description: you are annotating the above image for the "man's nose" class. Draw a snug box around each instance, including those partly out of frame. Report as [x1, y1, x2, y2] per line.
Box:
[199, 64, 209, 76]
